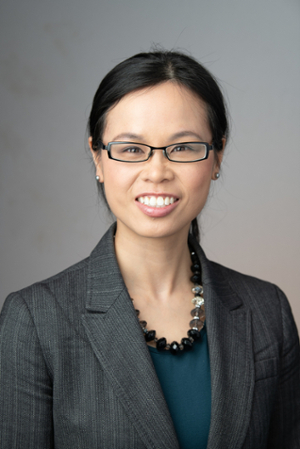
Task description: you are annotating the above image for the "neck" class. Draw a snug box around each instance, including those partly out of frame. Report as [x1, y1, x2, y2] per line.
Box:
[114, 222, 193, 301]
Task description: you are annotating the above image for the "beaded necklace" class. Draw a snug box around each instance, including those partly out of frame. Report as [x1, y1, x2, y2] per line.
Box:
[131, 247, 205, 355]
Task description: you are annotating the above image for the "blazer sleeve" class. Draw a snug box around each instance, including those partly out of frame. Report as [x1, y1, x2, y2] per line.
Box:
[0, 292, 54, 448]
[267, 287, 300, 448]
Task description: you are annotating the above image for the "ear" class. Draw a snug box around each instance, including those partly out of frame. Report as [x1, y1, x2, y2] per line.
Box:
[89, 137, 104, 183]
[212, 137, 225, 180]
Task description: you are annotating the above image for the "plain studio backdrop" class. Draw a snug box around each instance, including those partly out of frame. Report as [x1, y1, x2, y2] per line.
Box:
[0, 0, 299, 330]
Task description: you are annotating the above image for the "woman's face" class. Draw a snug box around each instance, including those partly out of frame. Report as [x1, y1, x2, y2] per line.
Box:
[91, 81, 222, 242]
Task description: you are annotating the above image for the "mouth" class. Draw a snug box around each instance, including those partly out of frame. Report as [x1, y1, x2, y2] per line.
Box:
[136, 195, 179, 208]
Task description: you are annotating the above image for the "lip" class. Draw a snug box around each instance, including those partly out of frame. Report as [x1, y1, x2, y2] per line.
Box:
[135, 193, 180, 217]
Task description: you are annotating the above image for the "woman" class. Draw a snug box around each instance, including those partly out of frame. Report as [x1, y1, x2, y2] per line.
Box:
[0, 50, 299, 449]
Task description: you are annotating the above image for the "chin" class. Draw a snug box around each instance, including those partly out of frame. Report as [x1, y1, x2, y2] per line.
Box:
[118, 219, 191, 241]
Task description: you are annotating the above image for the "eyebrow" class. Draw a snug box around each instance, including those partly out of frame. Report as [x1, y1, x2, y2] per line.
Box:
[112, 133, 144, 141]
[112, 131, 205, 142]
[170, 131, 204, 141]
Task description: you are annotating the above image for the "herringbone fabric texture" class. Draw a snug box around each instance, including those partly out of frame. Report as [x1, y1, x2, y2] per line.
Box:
[0, 224, 299, 448]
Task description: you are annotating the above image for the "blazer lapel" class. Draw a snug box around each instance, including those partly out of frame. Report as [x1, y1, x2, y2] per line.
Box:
[82, 227, 254, 449]
[193, 240, 255, 449]
[82, 226, 179, 449]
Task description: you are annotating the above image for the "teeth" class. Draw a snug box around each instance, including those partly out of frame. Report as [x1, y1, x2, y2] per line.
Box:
[137, 196, 177, 207]
[149, 196, 156, 206]
[156, 196, 164, 206]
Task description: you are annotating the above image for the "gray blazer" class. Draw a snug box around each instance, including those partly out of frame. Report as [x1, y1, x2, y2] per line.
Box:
[1, 224, 299, 449]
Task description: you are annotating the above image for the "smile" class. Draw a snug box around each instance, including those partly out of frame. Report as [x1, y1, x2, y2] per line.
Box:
[137, 196, 179, 208]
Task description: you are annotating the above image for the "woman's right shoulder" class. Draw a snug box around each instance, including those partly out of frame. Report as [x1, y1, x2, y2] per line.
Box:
[0, 255, 95, 367]
[1, 255, 90, 321]
[1, 225, 116, 331]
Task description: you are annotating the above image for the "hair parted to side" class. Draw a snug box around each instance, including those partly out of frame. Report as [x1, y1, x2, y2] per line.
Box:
[89, 49, 229, 242]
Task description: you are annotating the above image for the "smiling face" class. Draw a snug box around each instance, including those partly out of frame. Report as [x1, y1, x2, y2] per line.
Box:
[90, 81, 222, 242]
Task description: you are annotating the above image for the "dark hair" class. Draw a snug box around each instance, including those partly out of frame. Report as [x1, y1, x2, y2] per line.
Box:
[89, 50, 229, 241]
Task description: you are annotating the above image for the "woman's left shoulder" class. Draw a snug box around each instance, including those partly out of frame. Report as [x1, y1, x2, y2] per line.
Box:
[210, 260, 299, 343]
[211, 260, 287, 301]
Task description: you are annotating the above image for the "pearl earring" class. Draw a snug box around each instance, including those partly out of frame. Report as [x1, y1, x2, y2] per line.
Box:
[215, 173, 220, 179]
[95, 175, 100, 181]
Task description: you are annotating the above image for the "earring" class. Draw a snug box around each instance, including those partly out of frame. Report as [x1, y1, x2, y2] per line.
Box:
[215, 173, 220, 179]
[95, 175, 100, 182]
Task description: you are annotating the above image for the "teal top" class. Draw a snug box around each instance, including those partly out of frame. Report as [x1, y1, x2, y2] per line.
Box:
[148, 327, 211, 449]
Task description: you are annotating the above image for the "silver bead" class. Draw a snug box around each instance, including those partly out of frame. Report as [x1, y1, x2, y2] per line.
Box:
[192, 285, 203, 295]
[192, 296, 204, 306]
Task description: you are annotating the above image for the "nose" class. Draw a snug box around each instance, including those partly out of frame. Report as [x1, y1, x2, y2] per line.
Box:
[142, 148, 174, 183]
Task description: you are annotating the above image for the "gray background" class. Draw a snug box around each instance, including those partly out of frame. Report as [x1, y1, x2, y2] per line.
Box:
[1, 0, 299, 329]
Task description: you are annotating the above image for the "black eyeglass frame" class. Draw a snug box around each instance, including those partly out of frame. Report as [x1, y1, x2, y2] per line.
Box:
[97, 141, 214, 163]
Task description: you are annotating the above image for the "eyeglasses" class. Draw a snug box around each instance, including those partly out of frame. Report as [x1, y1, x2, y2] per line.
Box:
[98, 141, 214, 163]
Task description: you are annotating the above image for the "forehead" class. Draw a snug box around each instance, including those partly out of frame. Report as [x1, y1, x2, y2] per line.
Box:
[103, 81, 211, 143]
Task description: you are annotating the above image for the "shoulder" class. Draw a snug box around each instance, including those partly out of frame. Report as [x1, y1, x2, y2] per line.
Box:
[0, 256, 91, 352]
[1, 224, 117, 337]
[2, 256, 89, 314]
[1, 224, 117, 328]
[209, 260, 299, 351]
[211, 260, 280, 295]
[210, 259, 290, 314]
[191, 236, 295, 324]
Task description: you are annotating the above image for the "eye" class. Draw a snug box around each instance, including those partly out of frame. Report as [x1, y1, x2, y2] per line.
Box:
[173, 145, 187, 152]
[171, 144, 194, 153]
[123, 146, 145, 154]
[111, 143, 149, 161]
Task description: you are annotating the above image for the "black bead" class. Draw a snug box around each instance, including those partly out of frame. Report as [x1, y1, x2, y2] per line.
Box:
[191, 274, 202, 283]
[139, 320, 147, 329]
[156, 337, 167, 351]
[191, 263, 201, 273]
[135, 309, 140, 316]
[145, 330, 156, 342]
[181, 338, 193, 351]
[188, 329, 202, 341]
[169, 341, 180, 355]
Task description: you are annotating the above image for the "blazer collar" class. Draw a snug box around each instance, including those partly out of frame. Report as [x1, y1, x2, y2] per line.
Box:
[83, 224, 180, 449]
[189, 235, 255, 449]
[189, 233, 243, 312]
[86, 225, 244, 313]
[83, 225, 254, 449]
[86, 222, 125, 313]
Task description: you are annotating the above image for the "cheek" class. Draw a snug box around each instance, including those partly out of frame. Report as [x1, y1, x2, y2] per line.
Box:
[185, 166, 213, 208]
[104, 165, 136, 187]
[101, 164, 137, 206]
[187, 164, 213, 191]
